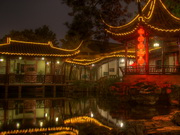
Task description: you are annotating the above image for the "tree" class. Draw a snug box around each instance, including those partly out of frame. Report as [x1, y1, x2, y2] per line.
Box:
[61, 0, 136, 52]
[0, 25, 59, 46]
[165, 0, 180, 17]
[62, 0, 134, 41]
[60, 34, 82, 49]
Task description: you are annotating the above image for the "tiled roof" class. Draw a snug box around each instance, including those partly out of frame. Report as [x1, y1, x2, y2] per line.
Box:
[104, 0, 180, 41]
[0, 38, 82, 57]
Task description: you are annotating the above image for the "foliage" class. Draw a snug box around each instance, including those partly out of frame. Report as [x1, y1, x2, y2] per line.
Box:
[128, 81, 173, 95]
[60, 34, 82, 49]
[165, 0, 180, 17]
[61, 0, 134, 42]
[0, 25, 59, 46]
[104, 77, 122, 88]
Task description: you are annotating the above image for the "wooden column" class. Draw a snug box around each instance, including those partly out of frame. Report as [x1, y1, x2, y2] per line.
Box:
[53, 86, 56, 98]
[145, 34, 149, 74]
[162, 41, 165, 74]
[173, 53, 176, 66]
[69, 64, 73, 80]
[108, 62, 109, 76]
[18, 86, 21, 98]
[117, 58, 119, 77]
[84, 66, 87, 80]
[79, 67, 82, 80]
[125, 42, 128, 75]
[5, 56, 10, 84]
[101, 66, 103, 78]
[63, 63, 67, 81]
[89, 67, 92, 81]
[5, 86, 8, 99]
[51, 58, 55, 83]
[178, 43, 180, 65]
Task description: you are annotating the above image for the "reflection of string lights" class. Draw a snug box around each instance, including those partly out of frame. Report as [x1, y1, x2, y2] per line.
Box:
[64, 116, 112, 130]
[0, 127, 79, 135]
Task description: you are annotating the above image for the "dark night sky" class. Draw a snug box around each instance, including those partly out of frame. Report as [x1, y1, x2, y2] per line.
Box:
[0, 0, 138, 44]
[0, 0, 71, 40]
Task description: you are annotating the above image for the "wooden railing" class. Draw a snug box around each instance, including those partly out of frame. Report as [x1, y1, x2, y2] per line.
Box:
[120, 65, 180, 75]
[0, 74, 65, 84]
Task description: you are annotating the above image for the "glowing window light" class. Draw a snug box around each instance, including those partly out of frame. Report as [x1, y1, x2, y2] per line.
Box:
[19, 57, 22, 60]
[16, 123, 20, 129]
[0, 59, 4, 62]
[45, 113, 48, 118]
[40, 121, 43, 127]
[42, 57, 45, 60]
[121, 58, 125, 62]
[153, 43, 159, 47]
[56, 61, 60, 64]
[55, 117, 59, 122]
[129, 60, 134, 65]
[120, 122, 124, 127]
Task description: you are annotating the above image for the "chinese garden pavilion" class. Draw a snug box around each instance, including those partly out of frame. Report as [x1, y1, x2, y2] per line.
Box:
[104, 0, 180, 75]
[0, 38, 82, 84]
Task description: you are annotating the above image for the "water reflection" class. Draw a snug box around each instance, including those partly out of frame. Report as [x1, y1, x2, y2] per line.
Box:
[0, 92, 179, 134]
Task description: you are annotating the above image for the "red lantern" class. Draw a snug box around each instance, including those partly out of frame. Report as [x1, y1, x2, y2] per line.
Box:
[138, 28, 145, 35]
[137, 50, 145, 57]
[166, 89, 172, 94]
[138, 35, 145, 42]
[138, 58, 145, 65]
[138, 42, 144, 49]
[137, 27, 146, 66]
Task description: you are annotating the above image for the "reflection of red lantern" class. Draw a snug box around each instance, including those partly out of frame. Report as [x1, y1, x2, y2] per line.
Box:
[138, 28, 145, 35]
[166, 89, 172, 94]
[138, 43, 144, 49]
[138, 58, 145, 65]
[137, 50, 145, 57]
[138, 36, 145, 42]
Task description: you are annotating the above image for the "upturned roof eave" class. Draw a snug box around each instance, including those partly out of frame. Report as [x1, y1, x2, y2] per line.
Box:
[0, 38, 82, 57]
[105, 0, 180, 40]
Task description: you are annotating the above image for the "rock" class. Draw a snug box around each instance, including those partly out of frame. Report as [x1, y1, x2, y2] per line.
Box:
[171, 112, 180, 126]
[124, 121, 146, 135]
[131, 95, 159, 105]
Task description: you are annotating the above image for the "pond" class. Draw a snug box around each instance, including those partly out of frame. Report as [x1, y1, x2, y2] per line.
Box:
[0, 90, 180, 135]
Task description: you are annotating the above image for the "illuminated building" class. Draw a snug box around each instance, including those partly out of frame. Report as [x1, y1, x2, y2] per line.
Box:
[0, 38, 83, 98]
